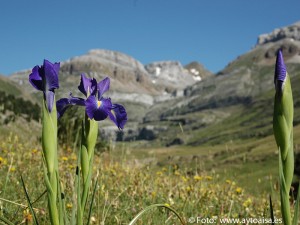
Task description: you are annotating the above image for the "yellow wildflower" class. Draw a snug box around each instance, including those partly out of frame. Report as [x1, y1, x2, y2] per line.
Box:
[156, 171, 162, 176]
[205, 175, 213, 181]
[243, 198, 252, 207]
[194, 175, 202, 181]
[181, 176, 188, 182]
[23, 209, 32, 222]
[186, 186, 192, 193]
[164, 203, 171, 207]
[66, 203, 73, 209]
[174, 170, 180, 176]
[151, 191, 156, 198]
[236, 187, 243, 194]
[62, 156, 68, 161]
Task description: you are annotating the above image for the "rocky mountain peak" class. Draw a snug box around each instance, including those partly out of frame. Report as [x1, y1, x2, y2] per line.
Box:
[184, 61, 212, 81]
[61, 49, 148, 75]
[257, 21, 300, 45]
[144, 61, 197, 90]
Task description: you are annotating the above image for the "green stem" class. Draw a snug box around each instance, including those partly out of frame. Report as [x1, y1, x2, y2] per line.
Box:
[80, 117, 98, 215]
[42, 98, 61, 225]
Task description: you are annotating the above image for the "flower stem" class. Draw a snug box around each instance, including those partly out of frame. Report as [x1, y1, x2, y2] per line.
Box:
[42, 98, 61, 225]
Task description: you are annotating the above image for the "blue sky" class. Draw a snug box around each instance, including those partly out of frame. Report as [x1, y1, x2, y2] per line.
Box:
[0, 0, 299, 75]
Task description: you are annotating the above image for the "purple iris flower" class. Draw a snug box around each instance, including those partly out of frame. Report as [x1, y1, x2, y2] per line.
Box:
[29, 59, 60, 112]
[274, 49, 287, 94]
[57, 74, 127, 129]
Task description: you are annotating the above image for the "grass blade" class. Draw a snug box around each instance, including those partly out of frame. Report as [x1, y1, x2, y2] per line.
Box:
[57, 172, 67, 225]
[0, 216, 14, 225]
[293, 182, 300, 225]
[269, 195, 274, 224]
[128, 204, 186, 225]
[20, 175, 39, 225]
[76, 165, 83, 224]
[86, 179, 98, 225]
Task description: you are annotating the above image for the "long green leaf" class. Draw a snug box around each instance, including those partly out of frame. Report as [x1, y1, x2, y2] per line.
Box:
[128, 204, 186, 225]
[86, 179, 98, 225]
[21, 176, 39, 225]
[279, 151, 292, 225]
[57, 171, 67, 225]
[74, 127, 83, 225]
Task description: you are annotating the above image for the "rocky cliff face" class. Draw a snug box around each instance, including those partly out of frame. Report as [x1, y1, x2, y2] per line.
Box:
[257, 21, 300, 45]
[255, 22, 300, 65]
[61, 49, 158, 95]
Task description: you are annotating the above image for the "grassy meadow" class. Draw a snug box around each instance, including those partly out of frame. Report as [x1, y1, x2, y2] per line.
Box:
[0, 129, 295, 224]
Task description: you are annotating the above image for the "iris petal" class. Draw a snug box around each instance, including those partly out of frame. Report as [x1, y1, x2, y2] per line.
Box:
[97, 77, 110, 98]
[29, 66, 43, 91]
[275, 49, 286, 83]
[44, 59, 59, 91]
[69, 96, 86, 106]
[275, 49, 287, 94]
[45, 90, 55, 112]
[78, 74, 97, 97]
[108, 104, 127, 129]
[85, 96, 112, 121]
[56, 98, 70, 118]
[56, 95, 85, 118]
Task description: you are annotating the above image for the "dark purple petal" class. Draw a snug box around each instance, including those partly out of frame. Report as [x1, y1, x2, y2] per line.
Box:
[85, 95, 98, 119]
[78, 74, 97, 97]
[56, 98, 70, 118]
[69, 96, 86, 106]
[45, 90, 55, 112]
[274, 50, 287, 95]
[275, 50, 286, 82]
[44, 59, 59, 91]
[29, 66, 43, 91]
[108, 104, 127, 129]
[85, 96, 112, 121]
[97, 77, 110, 98]
[56, 94, 86, 118]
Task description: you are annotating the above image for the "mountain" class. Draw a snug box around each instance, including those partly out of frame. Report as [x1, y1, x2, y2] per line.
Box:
[2, 21, 300, 148]
[144, 21, 300, 146]
[6, 49, 211, 142]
